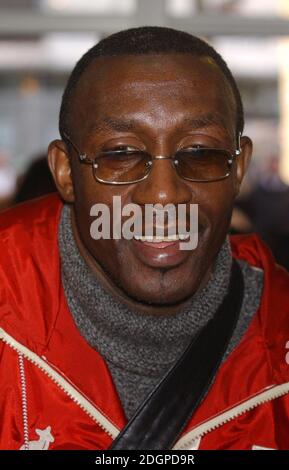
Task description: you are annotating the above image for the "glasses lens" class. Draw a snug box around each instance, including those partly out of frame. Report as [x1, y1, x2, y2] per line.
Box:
[175, 148, 232, 181]
[93, 150, 151, 183]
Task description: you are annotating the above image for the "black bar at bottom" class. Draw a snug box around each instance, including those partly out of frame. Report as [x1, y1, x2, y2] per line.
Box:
[0, 450, 287, 467]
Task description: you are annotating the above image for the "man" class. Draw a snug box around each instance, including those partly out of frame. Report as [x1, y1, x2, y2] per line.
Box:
[0, 26, 289, 451]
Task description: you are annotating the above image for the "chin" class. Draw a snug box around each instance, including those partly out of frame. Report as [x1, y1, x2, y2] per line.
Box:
[119, 275, 199, 306]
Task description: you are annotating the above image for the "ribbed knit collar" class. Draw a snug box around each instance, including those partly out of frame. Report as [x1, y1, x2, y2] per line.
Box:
[58, 204, 233, 376]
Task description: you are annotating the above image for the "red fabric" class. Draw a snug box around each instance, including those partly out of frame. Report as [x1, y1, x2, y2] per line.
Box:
[0, 194, 289, 450]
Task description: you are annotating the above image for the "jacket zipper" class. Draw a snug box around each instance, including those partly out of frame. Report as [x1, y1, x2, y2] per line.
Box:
[1, 327, 289, 450]
[173, 382, 289, 450]
[0, 327, 119, 440]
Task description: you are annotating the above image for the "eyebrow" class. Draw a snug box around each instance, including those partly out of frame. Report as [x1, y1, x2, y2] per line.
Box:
[87, 117, 135, 134]
[86, 112, 227, 135]
[182, 113, 227, 130]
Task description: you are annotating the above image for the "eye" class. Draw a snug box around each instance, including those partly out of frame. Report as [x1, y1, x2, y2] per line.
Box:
[176, 145, 206, 156]
[181, 144, 206, 151]
[103, 145, 140, 153]
[98, 146, 145, 163]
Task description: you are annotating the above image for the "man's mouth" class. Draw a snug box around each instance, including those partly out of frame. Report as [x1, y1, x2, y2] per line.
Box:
[131, 233, 192, 268]
[133, 234, 190, 245]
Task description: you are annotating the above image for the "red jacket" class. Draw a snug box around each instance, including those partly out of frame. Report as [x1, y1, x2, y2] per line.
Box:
[0, 194, 289, 450]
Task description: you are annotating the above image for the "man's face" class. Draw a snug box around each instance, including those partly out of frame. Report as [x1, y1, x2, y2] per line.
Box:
[55, 54, 251, 306]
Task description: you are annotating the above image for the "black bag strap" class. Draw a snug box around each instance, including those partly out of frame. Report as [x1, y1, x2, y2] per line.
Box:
[109, 259, 244, 450]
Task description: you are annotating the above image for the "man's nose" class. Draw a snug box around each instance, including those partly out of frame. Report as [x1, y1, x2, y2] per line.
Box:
[131, 156, 192, 206]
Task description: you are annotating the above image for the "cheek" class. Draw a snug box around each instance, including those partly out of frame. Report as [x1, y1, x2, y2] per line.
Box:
[71, 168, 130, 268]
[71, 169, 105, 247]
[72, 165, 109, 216]
[197, 180, 235, 232]
[72, 163, 93, 202]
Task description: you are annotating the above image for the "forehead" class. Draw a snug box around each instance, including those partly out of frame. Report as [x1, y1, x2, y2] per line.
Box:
[68, 54, 236, 135]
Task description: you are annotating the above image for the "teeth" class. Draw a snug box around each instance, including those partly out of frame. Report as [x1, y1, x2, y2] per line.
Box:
[179, 234, 190, 240]
[134, 234, 190, 242]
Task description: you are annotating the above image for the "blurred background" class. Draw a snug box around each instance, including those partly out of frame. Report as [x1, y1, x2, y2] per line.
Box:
[0, 0, 289, 268]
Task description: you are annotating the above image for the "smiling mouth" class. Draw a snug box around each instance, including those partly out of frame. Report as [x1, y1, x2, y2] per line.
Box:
[133, 234, 190, 242]
[133, 235, 190, 250]
[130, 233, 193, 269]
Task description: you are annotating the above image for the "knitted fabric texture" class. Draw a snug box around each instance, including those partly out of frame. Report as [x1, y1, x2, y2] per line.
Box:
[58, 204, 263, 420]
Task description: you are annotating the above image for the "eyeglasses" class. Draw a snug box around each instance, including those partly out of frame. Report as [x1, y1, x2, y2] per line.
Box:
[63, 132, 242, 185]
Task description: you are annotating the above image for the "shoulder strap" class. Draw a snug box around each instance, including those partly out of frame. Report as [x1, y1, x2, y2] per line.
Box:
[109, 259, 244, 450]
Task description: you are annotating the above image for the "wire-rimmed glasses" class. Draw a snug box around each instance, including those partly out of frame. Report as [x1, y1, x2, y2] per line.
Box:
[63, 132, 242, 185]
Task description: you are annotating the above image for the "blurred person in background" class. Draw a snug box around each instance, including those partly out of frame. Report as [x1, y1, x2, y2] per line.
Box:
[0, 151, 17, 210]
[14, 153, 56, 204]
[236, 156, 289, 270]
[0, 27, 289, 451]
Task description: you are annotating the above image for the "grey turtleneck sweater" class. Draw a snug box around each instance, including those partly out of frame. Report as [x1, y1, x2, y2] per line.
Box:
[58, 204, 263, 420]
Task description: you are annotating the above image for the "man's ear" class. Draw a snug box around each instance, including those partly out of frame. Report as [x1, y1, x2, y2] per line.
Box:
[48, 139, 75, 203]
[234, 135, 253, 195]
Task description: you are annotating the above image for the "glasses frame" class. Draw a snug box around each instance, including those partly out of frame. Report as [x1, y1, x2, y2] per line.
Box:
[62, 131, 242, 185]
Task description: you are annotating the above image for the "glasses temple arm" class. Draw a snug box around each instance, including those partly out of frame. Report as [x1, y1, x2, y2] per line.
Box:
[62, 132, 92, 163]
[235, 131, 242, 156]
